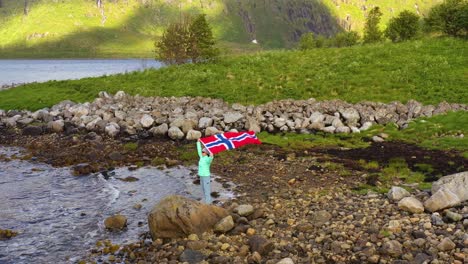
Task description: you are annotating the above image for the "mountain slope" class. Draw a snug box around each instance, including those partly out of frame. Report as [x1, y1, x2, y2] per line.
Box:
[0, 0, 442, 57]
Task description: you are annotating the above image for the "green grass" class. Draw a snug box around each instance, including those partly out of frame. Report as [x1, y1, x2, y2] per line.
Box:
[1, 37, 466, 111]
[0, 0, 442, 57]
[123, 142, 138, 151]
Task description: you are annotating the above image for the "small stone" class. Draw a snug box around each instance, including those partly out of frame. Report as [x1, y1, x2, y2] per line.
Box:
[133, 204, 142, 210]
[436, 237, 455, 251]
[398, 197, 424, 213]
[221, 243, 230, 251]
[372, 136, 384, 143]
[387, 186, 410, 201]
[444, 210, 462, 222]
[214, 215, 235, 233]
[179, 249, 206, 263]
[250, 251, 262, 263]
[188, 234, 199, 241]
[381, 240, 402, 257]
[186, 240, 207, 250]
[236, 204, 254, 216]
[276, 258, 294, 264]
[248, 235, 273, 255]
[246, 228, 256, 236]
[431, 213, 445, 226]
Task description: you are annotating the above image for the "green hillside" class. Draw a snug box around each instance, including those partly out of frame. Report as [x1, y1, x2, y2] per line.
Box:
[0, 0, 442, 58]
[0, 37, 466, 111]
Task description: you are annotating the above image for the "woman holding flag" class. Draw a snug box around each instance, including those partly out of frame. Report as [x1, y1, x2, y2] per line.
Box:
[197, 139, 214, 204]
[197, 131, 261, 204]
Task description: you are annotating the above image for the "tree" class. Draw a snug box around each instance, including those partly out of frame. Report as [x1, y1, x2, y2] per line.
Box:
[155, 19, 191, 65]
[425, 0, 468, 37]
[363, 7, 383, 43]
[385, 11, 420, 42]
[155, 14, 218, 65]
[187, 14, 219, 63]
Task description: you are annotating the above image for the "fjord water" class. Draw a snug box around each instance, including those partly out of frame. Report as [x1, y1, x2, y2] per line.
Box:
[0, 147, 233, 264]
[0, 59, 162, 86]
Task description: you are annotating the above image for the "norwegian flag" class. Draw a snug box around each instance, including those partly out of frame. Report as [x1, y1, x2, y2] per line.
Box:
[199, 131, 261, 155]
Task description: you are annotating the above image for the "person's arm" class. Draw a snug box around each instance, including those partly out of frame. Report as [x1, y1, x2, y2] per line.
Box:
[196, 140, 203, 158]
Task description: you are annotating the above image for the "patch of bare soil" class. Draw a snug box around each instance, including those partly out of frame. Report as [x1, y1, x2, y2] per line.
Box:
[311, 141, 467, 181]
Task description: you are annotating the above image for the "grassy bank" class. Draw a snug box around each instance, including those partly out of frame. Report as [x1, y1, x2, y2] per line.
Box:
[0, 38, 466, 111]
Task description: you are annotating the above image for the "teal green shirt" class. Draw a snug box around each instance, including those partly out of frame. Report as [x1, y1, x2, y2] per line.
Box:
[197, 141, 213, 177]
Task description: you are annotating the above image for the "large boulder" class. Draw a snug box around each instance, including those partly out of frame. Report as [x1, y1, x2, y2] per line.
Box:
[150, 123, 169, 136]
[186, 130, 202, 140]
[340, 108, 360, 126]
[147, 195, 228, 239]
[424, 171, 467, 212]
[198, 117, 213, 129]
[104, 214, 127, 230]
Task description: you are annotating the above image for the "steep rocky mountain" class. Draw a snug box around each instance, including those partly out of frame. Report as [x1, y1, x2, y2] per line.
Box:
[0, 0, 441, 57]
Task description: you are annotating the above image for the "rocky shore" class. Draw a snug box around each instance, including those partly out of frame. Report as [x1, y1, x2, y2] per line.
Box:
[0, 91, 466, 141]
[0, 127, 466, 264]
[0, 93, 467, 264]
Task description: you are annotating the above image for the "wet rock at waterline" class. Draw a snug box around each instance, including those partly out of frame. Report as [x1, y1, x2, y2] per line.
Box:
[104, 215, 127, 231]
[147, 195, 228, 239]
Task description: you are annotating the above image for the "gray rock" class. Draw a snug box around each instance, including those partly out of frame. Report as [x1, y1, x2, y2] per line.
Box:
[309, 210, 332, 227]
[186, 130, 202, 141]
[179, 249, 206, 264]
[331, 117, 344, 128]
[431, 171, 468, 200]
[335, 126, 351, 133]
[308, 121, 324, 130]
[360, 121, 373, 131]
[424, 188, 461, 212]
[17, 117, 34, 126]
[236, 204, 254, 216]
[309, 112, 324, 123]
[431, 212, 445, 226]
[444, 210, 462, 222]
[150, 123, 169, 136]
[140, 114, 154, 128]
[214, 215, 235, 233]
[340, 108, 360, 126]
[436, 237, 455, 251]
[205, 126, 219, 136]
[170, 117, 185, 128]
[223, 112, 243, 123]
[273, 118, 287, 128]
[198, 117, 213, 129]
[168, 126, 184, 140]
[350, 126, 361, 133]
[70, 105, 89, 117]
[48, 120, 64, 133]
[231, 103, 246, 112]
[246, 117, 261, 133]
[114, 91, 127, 100]
[181, 119, 197, 134]
[321, 126, 336, 133]
[381, 240, 403, 257]
[398, 197, 424, 213]
[105, 122, 120, 137]
[388, 186, 411, 201]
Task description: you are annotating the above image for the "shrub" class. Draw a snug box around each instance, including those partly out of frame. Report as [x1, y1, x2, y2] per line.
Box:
[385, 10, 420, 42]
[425, 0, 468, 37]
[298, 33, 328, 50]
[332, 31, 360, 47]
[363, 7, 384, 44]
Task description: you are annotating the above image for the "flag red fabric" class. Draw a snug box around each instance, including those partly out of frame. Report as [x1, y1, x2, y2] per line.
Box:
[199, 131, 261, 155]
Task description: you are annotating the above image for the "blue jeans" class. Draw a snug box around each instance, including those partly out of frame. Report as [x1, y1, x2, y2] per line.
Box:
[200, 176, 212, 204]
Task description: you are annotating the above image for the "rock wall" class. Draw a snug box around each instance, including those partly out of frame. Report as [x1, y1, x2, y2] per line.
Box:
[0, 91, 466, 139]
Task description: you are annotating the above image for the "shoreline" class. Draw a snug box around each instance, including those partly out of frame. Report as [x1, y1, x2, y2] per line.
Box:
[0, 127, 467, 263]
